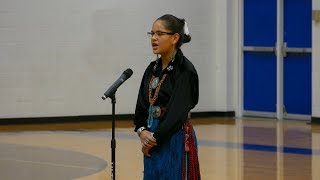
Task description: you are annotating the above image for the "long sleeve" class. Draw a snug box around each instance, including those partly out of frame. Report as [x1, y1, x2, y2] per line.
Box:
[133, 66, 151, 131]
[153, 70, 199, 145]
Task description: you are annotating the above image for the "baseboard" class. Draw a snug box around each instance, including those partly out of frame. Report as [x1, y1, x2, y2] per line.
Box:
[0, 114, 134, 125]
[0, 111, 235, 125]
[311, 117, 320, 124]
[191, 111, 235, 118]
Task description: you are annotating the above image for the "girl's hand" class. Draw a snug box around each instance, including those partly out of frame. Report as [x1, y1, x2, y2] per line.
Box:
[142, 146, 152, 157]
[139, 130, 157, 148]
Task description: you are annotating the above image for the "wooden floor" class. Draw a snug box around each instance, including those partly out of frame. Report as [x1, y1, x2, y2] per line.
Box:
[0, 117, 319, 180]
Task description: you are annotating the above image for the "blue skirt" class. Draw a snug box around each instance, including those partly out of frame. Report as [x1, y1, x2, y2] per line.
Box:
[143, 119, 198, 180]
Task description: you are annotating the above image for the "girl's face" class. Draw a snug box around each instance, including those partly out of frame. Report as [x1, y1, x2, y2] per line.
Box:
[150, 20, 179, 55]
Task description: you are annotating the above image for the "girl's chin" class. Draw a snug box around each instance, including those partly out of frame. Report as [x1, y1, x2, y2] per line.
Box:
[152, 49, 160, 54]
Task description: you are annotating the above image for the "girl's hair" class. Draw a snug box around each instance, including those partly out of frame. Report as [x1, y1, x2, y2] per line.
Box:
[157, 14, 191, 48]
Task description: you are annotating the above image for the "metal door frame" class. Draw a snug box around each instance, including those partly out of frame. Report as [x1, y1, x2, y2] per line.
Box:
[237, 0, 311, 120]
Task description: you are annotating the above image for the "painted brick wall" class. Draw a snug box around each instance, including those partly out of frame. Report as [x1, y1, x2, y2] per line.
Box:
[0, 0, 237, 118]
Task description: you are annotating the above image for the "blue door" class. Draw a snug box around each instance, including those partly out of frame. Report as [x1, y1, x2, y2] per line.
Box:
[243, 0, 277, 115]
[283, 0, 312, 118]
[243, 0, 312, 118]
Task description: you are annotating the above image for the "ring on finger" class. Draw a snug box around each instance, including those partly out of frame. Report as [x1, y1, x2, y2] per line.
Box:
[144, 139, 149, 144]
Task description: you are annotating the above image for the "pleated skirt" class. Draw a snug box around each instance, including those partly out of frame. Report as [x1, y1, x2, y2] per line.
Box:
[143, 119, 198, 180]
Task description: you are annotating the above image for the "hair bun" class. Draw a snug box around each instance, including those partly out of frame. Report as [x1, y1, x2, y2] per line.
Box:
[183, 34, 191, 44]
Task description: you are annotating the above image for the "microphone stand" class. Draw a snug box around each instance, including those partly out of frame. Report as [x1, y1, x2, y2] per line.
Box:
[101, 68, 132, 179]
[110, 93, 116, 180]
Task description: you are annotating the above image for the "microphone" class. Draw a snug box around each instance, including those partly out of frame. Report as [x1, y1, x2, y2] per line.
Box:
[101, 68, 133, 100]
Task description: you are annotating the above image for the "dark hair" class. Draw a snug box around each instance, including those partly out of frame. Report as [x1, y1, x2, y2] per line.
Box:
[156, 14, 191, 48]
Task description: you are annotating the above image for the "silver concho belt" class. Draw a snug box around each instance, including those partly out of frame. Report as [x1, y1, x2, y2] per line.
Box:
[152, 106, 162, 118]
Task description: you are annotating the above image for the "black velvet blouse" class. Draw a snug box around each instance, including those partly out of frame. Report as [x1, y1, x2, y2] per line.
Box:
[134, 49, 199, 145]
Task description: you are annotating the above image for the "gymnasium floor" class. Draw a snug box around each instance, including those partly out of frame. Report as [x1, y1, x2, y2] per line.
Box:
[0, 117, 319, 180]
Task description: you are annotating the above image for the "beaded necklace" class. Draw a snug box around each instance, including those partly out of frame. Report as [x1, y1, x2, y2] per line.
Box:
[147, 51, 176, 128]
[148, 74, 167, 105]
[147, 74, 167, 128]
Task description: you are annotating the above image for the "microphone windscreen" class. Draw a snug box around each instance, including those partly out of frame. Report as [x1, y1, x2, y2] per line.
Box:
[123, 68, 133, 78]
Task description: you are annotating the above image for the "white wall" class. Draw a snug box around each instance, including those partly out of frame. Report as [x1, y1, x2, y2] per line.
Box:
[0, 0, 238, 118]
[312, 0, 320, 118]
[6, 0, 318, 119]
[215, 0, 239, 112]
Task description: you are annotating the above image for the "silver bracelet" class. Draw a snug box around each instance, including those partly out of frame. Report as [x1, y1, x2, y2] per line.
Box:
[137, 126, 146, 136]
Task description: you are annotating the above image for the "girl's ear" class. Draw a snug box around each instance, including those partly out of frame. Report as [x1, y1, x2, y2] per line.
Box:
[172, 33, 180, 45]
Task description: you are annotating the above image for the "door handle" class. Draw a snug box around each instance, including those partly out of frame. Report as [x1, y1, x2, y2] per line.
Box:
[242, 43, 312, 57]
[282, 42, 312, 57]
[242, 46, 275, 52]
